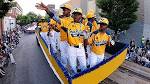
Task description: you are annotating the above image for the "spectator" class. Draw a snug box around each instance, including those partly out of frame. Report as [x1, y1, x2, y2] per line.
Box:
[146, 38, 150, 46]
[129, 40, 136, 59]
[141, 55, 150, 66]
[141, 36, 145, 48]
[127, 39, 150, 68]
[137, 47, 142, 56]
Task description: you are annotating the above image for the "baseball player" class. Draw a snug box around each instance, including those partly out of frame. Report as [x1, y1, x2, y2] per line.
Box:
[61, 8, 87, 73]
[84, 11, 98, 67]
[47, 19, 57, 54]
[36, 3, 73, 68]
[85, 18, 115, 67]
[38, 17, 50, 46]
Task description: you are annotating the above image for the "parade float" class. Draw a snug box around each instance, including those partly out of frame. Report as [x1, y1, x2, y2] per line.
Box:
[35, 28, 128, 84]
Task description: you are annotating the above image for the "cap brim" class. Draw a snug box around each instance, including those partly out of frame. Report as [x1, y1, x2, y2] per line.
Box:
[97, 22, 108, 25]
[60, 7, 71, 10]
[72, 12, 82, 15]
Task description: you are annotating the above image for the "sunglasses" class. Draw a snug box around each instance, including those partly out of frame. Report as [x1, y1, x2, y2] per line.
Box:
[72, 12, 82, 16]
[98, 23, 108, 26]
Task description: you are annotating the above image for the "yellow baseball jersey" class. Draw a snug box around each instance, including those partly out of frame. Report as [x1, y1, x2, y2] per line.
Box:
[82, 19, 88, 26]
[92, 21, 98, 32]
[88, 30, 111, 55]
[55, 17, 73, 41]
[38, 22, 49, 32]
[49, 19, 57, 31]
[67, 22, 85, 46]
[85, 21, 98, 33]
[50, 19, 57, 25]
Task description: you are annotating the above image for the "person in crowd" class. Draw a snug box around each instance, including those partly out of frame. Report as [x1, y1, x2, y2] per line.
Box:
[129, 39, 136, 60]
[141, 36, 145, 48]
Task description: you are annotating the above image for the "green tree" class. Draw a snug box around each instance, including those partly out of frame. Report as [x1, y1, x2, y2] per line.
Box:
[16, 15, 31, 26]
[96, 0, 139, 33]
[16, 12, 39, 26]
[26, 12, 38, 22]
[45, 14, 50, 22]
[0, 0, 14, 18]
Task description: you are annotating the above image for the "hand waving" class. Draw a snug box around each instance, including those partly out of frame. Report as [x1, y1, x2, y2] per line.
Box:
[35, 2, 48, 11]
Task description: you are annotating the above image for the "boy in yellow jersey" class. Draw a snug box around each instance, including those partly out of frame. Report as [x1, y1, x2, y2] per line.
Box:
[47, 19, 58, 54]
[36, 3, 73, 67]
[85, 11, 98, 67]
[38, 17, 49, 46]
[85, 18, 115, 67]
[61, 8, 87, 73]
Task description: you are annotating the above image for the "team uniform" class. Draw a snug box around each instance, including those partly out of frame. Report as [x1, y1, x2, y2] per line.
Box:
[88, 30, 114, 67]
[49, 17, 74, 67]
[67, 22, 87, 73]
[84, 17, 115, 67]
[38, 21, 50, 46]
[54, 22, 60, 51]
[58, 17, 73, 67]
[46, 4, 74, 67]
[48, 19, 61, 54]
[84, 12, 98, 66]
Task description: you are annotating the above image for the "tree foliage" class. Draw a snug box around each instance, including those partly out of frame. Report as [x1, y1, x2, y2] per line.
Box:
[16, 12, 40, 26]
[96, 0, 139, 33]
[0, 0, 14, 18]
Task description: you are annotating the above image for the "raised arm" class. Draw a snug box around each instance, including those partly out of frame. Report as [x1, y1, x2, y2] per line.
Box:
[35, 3, 61, 24]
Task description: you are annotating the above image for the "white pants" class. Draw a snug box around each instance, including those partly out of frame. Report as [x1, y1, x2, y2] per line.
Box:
[68, 46, 86, 73]
[89, 52, 104, 67]
[54, 32, 60, 50]
[47, 30, 57, 53]
[40, 32, 50, 46]
[86, 45, 91, 66]
[60, 41, 69, 67]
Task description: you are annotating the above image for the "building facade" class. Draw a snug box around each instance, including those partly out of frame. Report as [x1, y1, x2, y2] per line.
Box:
[0, 1, 22, 38]
[61, 0, 96, 15]
[136, 0, 150, 39]
[47, 4, 55, 10]
[3, 2, 23, 32]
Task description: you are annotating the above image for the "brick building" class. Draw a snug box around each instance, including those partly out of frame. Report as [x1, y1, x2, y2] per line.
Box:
[0, 1, 22, 38]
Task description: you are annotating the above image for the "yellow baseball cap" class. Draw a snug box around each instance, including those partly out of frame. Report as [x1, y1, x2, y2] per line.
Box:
[86, 9, 95, 18]
[86, 12, 94, 18]
[60, 4, 72, 11]
[72, 8, 82, 14]
[98, 18, 109, 25]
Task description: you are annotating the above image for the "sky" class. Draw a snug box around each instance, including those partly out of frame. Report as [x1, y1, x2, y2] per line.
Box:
[15, 0, 69, 16]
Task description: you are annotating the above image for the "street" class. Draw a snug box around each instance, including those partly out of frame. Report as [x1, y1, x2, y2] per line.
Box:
[0, 33, 60, 84]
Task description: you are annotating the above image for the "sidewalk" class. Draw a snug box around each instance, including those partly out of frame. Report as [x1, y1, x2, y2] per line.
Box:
[0, 64, 16, 84]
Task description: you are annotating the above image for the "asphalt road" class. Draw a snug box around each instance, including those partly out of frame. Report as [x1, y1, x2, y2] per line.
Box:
[0, 33, 60, 84]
